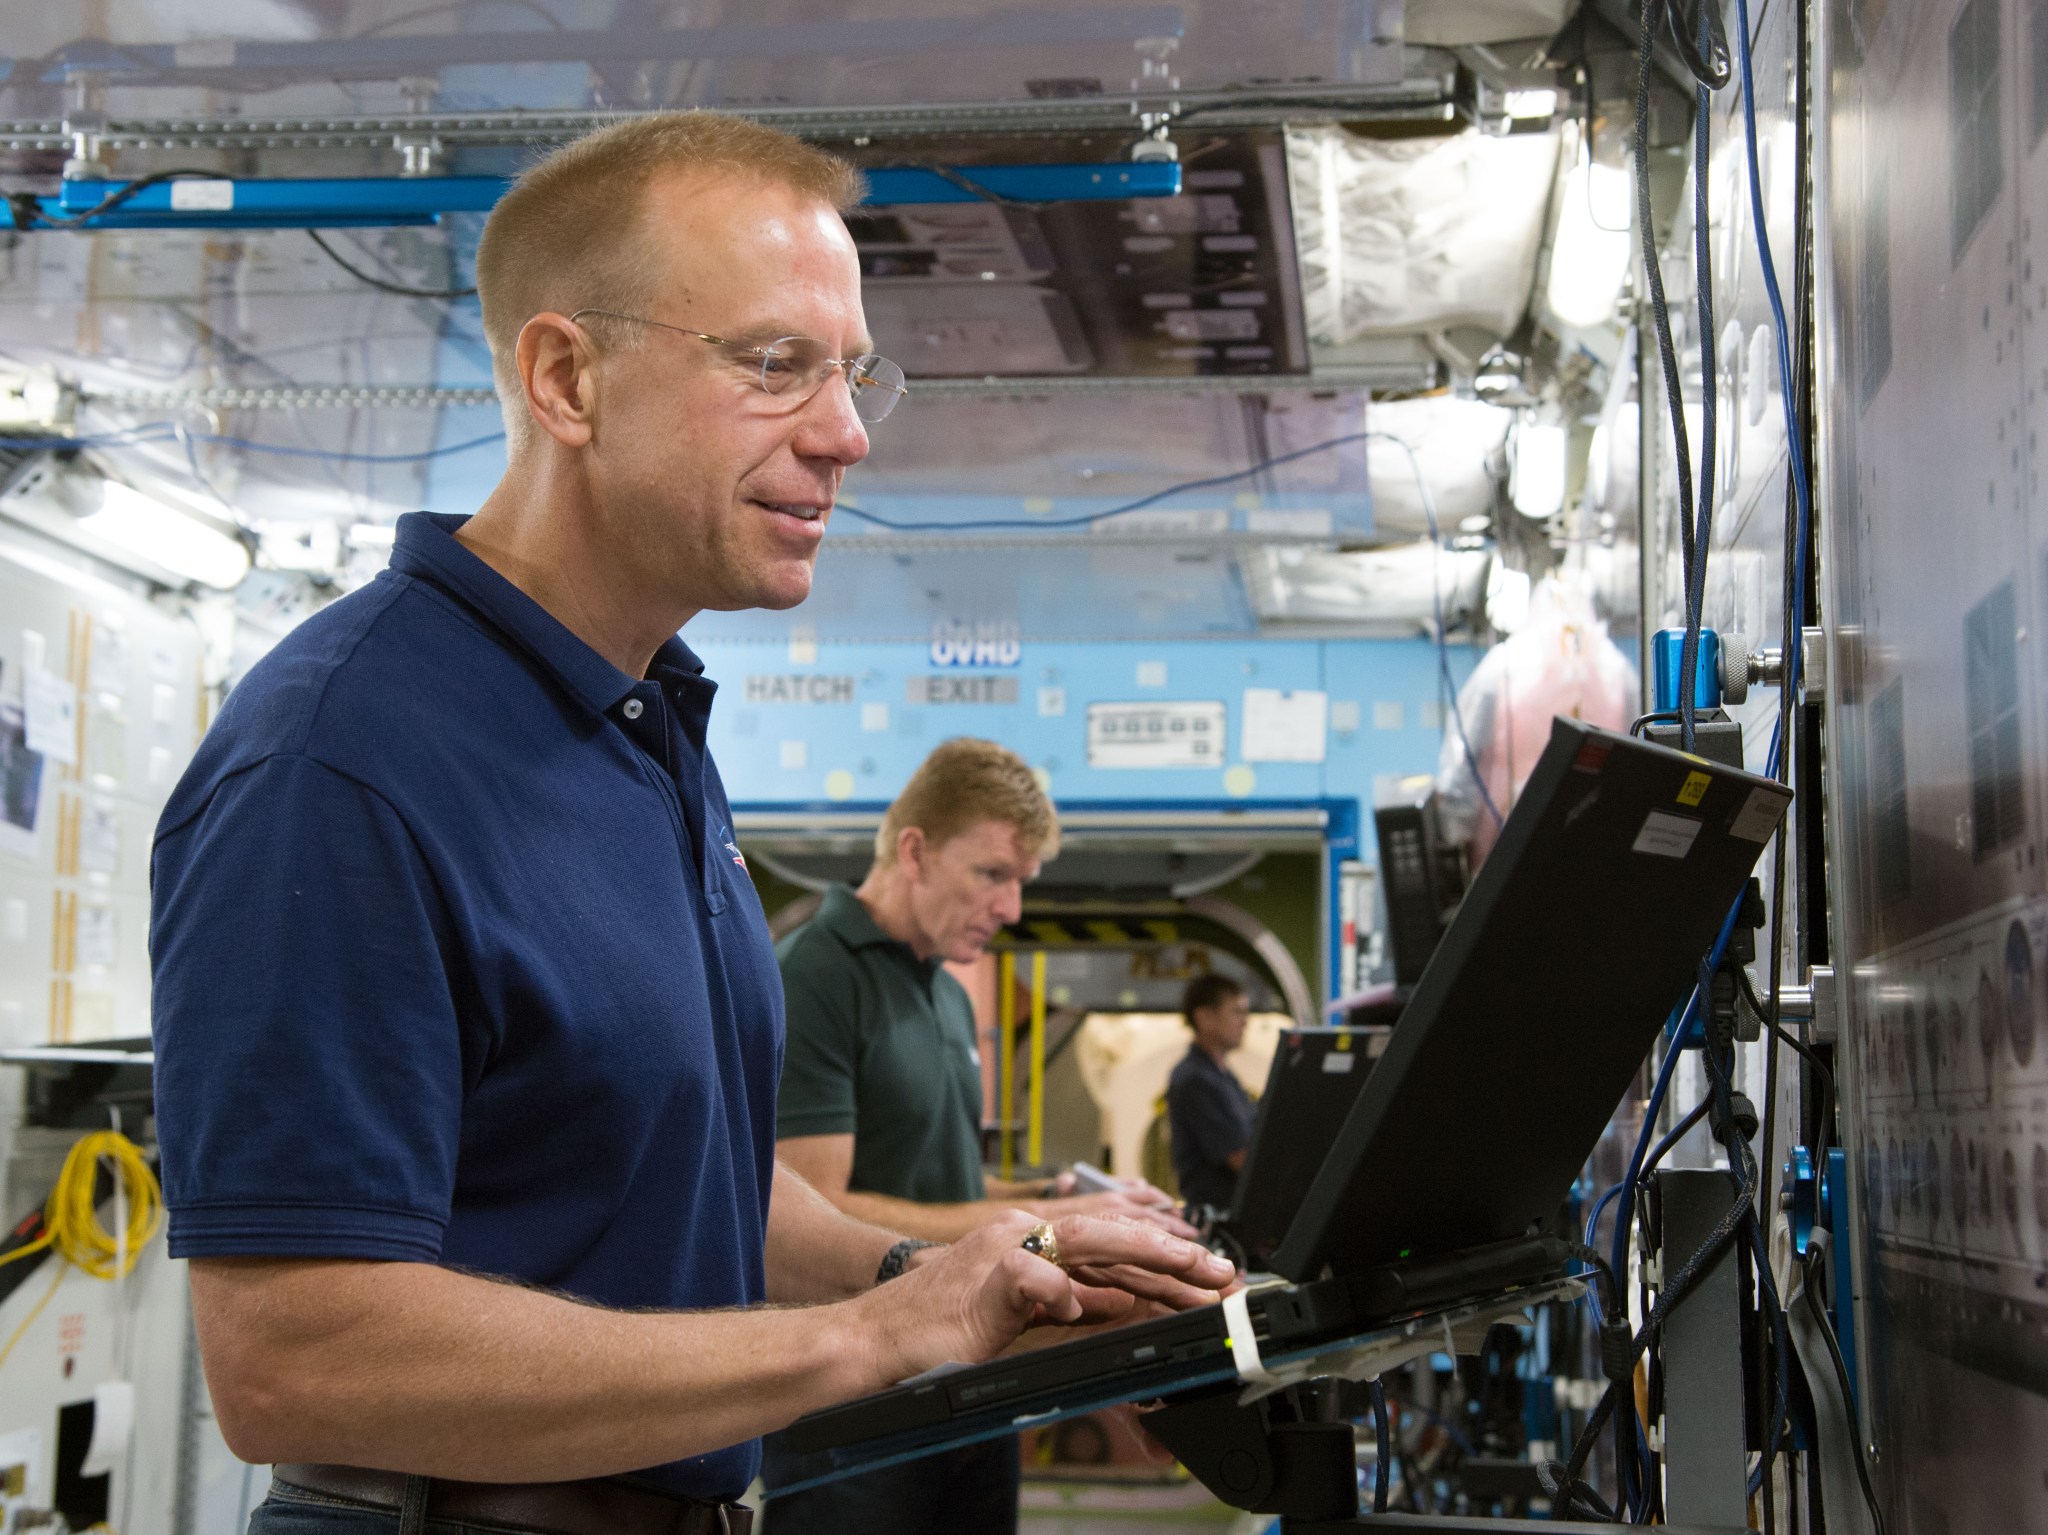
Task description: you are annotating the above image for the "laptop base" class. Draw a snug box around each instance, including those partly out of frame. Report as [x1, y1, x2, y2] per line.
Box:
[1282, 1518, 1753, 1534]
[1143, 1383, 1360, 1520]
[1147, 1384, 1758, 1532]
[1138, 1391, 1761, 1530]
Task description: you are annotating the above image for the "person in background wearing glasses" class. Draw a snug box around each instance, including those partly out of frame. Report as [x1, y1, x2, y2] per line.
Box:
[150, 113, 1233, 1535]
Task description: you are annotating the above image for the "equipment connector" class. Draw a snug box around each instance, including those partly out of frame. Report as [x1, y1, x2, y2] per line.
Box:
[1599, 1314, 1637, 1388]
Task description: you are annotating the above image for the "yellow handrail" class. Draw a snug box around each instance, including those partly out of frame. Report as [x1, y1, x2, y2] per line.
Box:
[998, 950, 1016, 1180]
[1028, 951, 1047, 1168]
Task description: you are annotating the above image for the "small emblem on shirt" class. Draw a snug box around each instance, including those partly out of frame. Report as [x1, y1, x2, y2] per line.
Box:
[720, 830, 747, 869]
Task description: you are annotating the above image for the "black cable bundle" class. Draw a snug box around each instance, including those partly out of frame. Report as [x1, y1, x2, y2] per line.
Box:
[1544, 1140, 1759, 1521]
[1632, 0, 1728, 750]
[1369, 1377, 1393, 1514]
[305, 229, 478, 300]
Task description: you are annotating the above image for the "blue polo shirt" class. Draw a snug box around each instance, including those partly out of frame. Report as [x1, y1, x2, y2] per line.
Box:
[150, 511, 782, 1500]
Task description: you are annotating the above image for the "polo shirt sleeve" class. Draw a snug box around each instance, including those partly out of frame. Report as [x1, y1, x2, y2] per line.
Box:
[151, 753, 465, 1261]
[774, 958, 860, 1140]
[1170, 1066, 1251, 1169]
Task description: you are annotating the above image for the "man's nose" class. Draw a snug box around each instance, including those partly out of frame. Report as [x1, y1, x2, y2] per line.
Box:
[793, 368, 871, 468]
[994, 880, 1024, 925]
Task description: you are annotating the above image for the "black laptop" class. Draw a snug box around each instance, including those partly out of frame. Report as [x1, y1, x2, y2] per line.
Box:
[776, 720, 1791, 1483]
[1215, 1024, 1387, 1266]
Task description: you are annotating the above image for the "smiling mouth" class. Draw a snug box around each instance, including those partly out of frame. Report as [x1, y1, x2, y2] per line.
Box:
[756, 500, 827, 523]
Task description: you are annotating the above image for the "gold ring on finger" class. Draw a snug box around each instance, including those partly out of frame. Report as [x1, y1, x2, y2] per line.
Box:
[1021, 1221, 1062, 1268]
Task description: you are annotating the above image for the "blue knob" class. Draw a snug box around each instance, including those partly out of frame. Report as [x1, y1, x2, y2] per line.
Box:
[1651, 628, 1723, 712]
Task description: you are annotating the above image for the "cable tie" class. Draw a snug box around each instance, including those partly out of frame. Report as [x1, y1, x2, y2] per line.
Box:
[1221, 1288, 1279, 1388]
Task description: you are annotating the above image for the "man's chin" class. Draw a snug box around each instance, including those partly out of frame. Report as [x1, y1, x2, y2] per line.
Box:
[702, 568, 815, 613]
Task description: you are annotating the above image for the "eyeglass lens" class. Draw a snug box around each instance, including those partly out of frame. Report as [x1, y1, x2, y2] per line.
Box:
[755, 339, 906, 423]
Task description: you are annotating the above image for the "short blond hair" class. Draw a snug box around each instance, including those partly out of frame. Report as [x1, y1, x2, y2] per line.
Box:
[474, 112, 866, 449]
[876, 739, 1060, 868]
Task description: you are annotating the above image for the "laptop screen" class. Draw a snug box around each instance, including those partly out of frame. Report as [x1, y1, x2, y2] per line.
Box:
[1268, 718, 1791, 1282]
[1224, 1026, 1386, 1265]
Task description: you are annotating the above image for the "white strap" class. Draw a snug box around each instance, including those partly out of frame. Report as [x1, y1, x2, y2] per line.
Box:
[1222, 1287, 1279, 1388]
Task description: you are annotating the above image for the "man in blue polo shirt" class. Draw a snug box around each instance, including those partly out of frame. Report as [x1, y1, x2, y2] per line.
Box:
[150, 113, 1232, 1535]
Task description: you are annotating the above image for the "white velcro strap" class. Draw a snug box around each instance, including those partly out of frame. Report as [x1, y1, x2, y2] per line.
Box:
[1222, 1287, 1279, 1388]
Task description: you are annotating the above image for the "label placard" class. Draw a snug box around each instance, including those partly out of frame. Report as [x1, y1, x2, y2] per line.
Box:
[169, 179, 236, 212]
[1087, 701, 1225, 768]
[906, 675, 1019, 706]
[929, 619, 1020, 669]
[1728, 785, 1792, 843]
[744, 674, 855, 705]
[1633, 810, 1702, 859]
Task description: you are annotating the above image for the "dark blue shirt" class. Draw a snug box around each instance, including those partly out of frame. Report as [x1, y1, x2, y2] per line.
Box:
[150, 511, 782, 1500]
[1167, 1047, 1257, 1213]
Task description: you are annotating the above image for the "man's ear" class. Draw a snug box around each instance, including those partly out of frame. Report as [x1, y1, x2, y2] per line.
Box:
[517, 312, 599, 449]
[894, 825, 927, 879]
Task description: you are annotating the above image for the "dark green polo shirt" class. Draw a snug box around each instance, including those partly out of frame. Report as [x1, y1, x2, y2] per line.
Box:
[775, 884, 986, 1203]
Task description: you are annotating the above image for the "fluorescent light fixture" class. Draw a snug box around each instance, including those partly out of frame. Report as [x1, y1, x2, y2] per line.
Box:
[1505, 88, 1560, 121]
[1546, 156, 1633, 328]
[80, 481, 250, 589]
[1486, 561, 1533, 633]
[1587, 422, 1611, 510]
[348, 521, 398, 547]
[1510, 421, 1568, 521]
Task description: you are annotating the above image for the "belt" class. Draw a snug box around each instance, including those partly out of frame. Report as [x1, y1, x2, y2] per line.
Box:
[272, 1463, 753, 1535]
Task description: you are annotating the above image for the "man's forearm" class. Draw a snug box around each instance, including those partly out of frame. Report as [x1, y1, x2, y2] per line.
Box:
[983, 1174, 1053, 1200]
[191, 1258, 892, 1482]
[822, 1187, 1033, 1243]
[190, 1216, 1237, 1486]
[764, 1160, 908, 1302]
[819, 1184, 1193, 1242]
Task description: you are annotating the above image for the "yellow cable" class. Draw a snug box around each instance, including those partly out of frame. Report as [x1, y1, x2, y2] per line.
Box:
[0, 1129, 161, 1282]
[0, 1262, 66, 1374]
[0, 1227, 52, 1269]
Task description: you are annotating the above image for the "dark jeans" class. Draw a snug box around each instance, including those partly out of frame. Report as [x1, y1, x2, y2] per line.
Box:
[758, 1434, 1019, 1535]
[248, 1480, 751, 1535]
[248, 1481, 500, 1534]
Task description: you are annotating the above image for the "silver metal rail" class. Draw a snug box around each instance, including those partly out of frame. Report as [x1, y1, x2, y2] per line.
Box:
[0, 77, 1458, 153]
[77, 366, 1419, 414]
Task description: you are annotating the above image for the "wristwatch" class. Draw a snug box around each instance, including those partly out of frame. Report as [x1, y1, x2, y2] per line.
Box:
[875, 1237, 939, 1284]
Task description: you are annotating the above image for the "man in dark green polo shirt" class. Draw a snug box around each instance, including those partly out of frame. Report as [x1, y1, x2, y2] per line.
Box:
[765, 738, 1187, 1533]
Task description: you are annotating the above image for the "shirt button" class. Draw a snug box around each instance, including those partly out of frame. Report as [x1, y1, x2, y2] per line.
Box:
[622, 699, 644, 720]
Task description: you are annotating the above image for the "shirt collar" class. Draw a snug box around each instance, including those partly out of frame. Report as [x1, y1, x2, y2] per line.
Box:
[817, 884, 944, 972]
[390, 511, 707, 717]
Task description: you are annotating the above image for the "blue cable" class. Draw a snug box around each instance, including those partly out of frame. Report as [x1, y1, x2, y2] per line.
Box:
[196, 428, 507, 463]
[1607, 904, 1736, 1288]
[1676, 61, 1721, 753]
[1732, 0, 1814, 705]
[0, 423, 508, 465]
[1583, 1182, 1626, 1263]
[0, 426, 179, 450]
[1729, 0, 1819, 1456]
[1602, 894, 1746, 1517]
[829, 429, 1374, 532]
[1371, 430, 1505, 828]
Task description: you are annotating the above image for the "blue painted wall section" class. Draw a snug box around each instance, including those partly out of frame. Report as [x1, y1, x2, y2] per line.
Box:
[691, 633, 1475, 999]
